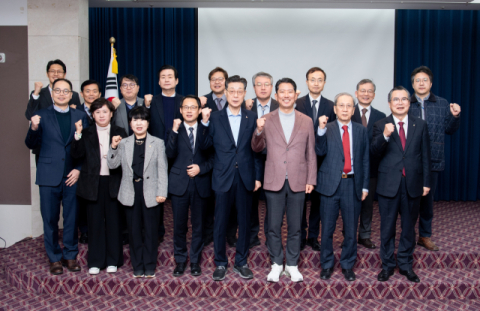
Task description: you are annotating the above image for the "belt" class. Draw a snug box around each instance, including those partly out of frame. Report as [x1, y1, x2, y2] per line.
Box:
[134, 178, 143, 182]
[342, 174, 354, 179]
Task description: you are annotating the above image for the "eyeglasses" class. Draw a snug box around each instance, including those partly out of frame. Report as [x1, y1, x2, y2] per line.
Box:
[358, 89, 374, 94]
[210, 77, 225, 83]
[255, 83, 271, 87]
[414, 78, 429, 83]
[309, 79, 324, 83]
[121, 83, 137, 89]
[53, 88, 72, 95]
[336, 104, 354, 109]
[181, 105, 198, 111]
[48, 70, 65, 75]
[227, 89, 245, 96]
[391, 97, 410, 104]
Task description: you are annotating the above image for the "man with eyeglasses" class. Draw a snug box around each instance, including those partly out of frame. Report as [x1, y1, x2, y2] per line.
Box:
[295, 67, 336, 252]
[372, 86, 431, 283]
[25, 78, 89, 276]
[408, 66, 461, 252]
[200, 67, 228, 111]
[111, 74, 144, 136]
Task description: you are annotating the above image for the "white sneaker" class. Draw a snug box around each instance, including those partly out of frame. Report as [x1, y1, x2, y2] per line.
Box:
[267, 263, 283, 282]
[88, 267, 100, 275]
[284, 265, 303, 282]
[106, 266, 117, 273]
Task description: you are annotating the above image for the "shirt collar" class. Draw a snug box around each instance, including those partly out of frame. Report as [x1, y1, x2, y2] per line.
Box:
[336, 119, 352, 130]
[162, 92, 176, 98]
[125, 100, 137, 109]
[53, 104, 69, 113]
[213, 93, 226, 102]
[184, 122, 198, 131]
[415, 93, 430, 104]
[392, 114, 408, 127]
[227, 106, 241, 117]
[309, 93, 322, 104]
[258, 98, 271, 109]
[358, 103, 371, 114]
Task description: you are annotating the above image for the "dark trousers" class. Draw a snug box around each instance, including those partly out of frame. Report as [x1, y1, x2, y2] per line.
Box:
[358, 177, 378, 239]
[171, 179, 205, 264]
[39, 177, 79, 262]
[125, 180, 160, 272]
[158, 203, 165, 237]
[250, 187, 268, 244]
[320, 178, 361, 270]
[301, 190, 321, 240]
[214, 169, 252, 267]
[78, 197, 88, 235]
[86, 176, 123, 269]
[419, 171, 439, 238]
[265, 180, 305, 266]
[203, 194, 215, 242]
[378, 177, 420, 271]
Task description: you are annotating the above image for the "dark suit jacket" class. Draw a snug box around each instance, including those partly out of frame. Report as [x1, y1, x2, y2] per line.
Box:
[165, 123, 215, 198]
[25, 87, 81, 120]
[198, 107, 262, 192]
[148, 93, 184, 141]
[79, 103, 94, 125]
[25, 105, 89, 187]
[245, 98, 279, 116]
[351, 105, 386, 178]
[315, 121, 370, 200]
[204, 91, 224, 112]
[371, 115, 431, 198]
[295, 94, 336, 131]
[71, 124, 127, 201]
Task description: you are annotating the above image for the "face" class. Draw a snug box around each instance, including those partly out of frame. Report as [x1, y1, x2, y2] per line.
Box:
[93, 105, 113, 127]
[120, 78, 140, 100]
[254, 76, 273, 101]
[333, 95, 355, 123]
[306, 70, 326, 95]
[209, 71, 226, 95]
[225, 82, 246, 109]
[52, 81, 73, 106]
[130, 118, 149, 137]
[389, 90, 411, 117]
[81, 84, 101, 105]
[180, 98, 200, 123]
[159, 69, 178, 91]
[274, 83, 298, 110]
[412, 72, 432, 97]
[355, 83, 376, 106]
[47, 64, 66, 85]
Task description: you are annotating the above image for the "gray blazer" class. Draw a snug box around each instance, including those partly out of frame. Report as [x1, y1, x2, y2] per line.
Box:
[112, 97, 144, 133]
[107, 133, 168, 208]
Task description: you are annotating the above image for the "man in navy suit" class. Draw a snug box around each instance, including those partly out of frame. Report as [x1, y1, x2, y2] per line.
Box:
[78, 80, 102, 125]
[316, 92, 369, 281]
[371, 86, 431, 283]
[295, 67, 337, 252]
[199, 75, 262, 281]
[25, 78, 89, 275]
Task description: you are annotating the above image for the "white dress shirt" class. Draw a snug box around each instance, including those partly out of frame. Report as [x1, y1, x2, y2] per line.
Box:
[384, 114, 408, 142]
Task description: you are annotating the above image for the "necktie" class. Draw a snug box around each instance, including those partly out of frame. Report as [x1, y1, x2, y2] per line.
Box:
[342, 125, 352, 174]
[361, 108, 368, 127]
[312, 100, 318, 120]
[189, 127, 195, 152]
[215, 98, 222, 111]
[261, 105, 268, 116]
[398, 122, 406, 176]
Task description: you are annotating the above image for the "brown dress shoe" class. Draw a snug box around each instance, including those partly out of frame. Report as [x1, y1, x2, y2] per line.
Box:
[417, 237, 439, 251]
[49, 261, 63, 275]
[62, 259, 81, 272]
[358, 238, 376, 249]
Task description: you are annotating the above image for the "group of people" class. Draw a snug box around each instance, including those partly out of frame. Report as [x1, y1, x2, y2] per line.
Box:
[25, 60, 461, 284]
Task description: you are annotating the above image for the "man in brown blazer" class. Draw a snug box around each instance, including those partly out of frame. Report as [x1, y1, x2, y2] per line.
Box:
[252, 78, 316, 283]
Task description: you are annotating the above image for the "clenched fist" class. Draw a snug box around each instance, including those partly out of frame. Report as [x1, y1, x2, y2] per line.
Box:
[144, 94, 153, 107]
[199, 96, 207, 108]
[172, 118, 182, 132]
[31, 115, 41, 131]
[75, 120, 83, 134]
[33, 82, 43, 96]
[245, 99, 254, 110]
[450, 103, 461, 117]
[256, 117, 266, 133]
[384, 123, 395, 138]
[318, 115, 328, 129]
[111, 135, 122, 149]
[111, 97, 121, 109]
[201, 107, 212, 123]
[156, 196, 166, 203]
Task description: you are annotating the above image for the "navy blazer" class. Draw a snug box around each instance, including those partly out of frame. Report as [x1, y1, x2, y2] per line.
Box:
[25, 105, 89, 187]
[371, 115, 431, 198]
[351, 105, 386, 178]
[165, 122, 215, 198]
[295, 94, 336, 131]
[25, 87, 81, 120]
[148, 93, 184, 141]
[198, 107, 262, 192]
[315, 121, 370, 201]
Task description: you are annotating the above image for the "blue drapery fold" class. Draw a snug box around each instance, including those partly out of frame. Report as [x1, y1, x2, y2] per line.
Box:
[395, 10, 480, 201]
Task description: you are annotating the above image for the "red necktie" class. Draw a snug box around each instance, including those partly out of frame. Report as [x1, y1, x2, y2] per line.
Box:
[342, 125, 352, 174]
[399, 122, 406, 176]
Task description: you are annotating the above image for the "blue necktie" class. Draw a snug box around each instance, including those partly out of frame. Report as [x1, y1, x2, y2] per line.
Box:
[189, 127, 195, 152]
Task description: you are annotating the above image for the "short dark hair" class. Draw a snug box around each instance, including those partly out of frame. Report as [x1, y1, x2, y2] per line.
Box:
[306, 67, 327, 81]
[388, 86, 411, 102]
[90, 98, 115, 116]
[52, 78, 72, 90]
[120, 74, 139, 85]
[208, 67, 228, 81]
[356, 79, 376, 92]
[46, 59, 66, 73]
[225, 75, 247, 90]
[158, 65, 178, 80]
[410, 66, 433, 84]
[81, 79, 101, 92]
[128, 105, 150, 123]
[275, 78, 297, 93]
[181, 95, 201, 108]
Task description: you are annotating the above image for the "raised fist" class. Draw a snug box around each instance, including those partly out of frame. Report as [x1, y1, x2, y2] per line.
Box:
[384, 123, 395, 138]
[31, 115, 41, 131]
[256, 117, 266, 132]
[245, 99, 254, 110]
[111, 97, 121, 109]
[450, 103, 461, 117]
[172, 118, 182, 132]
[144, 94, 153, 107]
[201, 107, 212, 123]
[75, 120, 83, 134]
[34, 82, 43, 95]
[199, 96, 207, 108]
[111, 135, 122, 149]
[318, 115, 328, 129]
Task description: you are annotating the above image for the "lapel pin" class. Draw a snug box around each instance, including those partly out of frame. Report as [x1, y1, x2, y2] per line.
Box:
[413, 124, 415, 126]
[246, 116, 248, 119]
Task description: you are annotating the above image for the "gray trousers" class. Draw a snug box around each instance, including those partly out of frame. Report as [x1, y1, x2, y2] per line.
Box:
[265, 180, 305, 266]
[358, 177, 378, 239]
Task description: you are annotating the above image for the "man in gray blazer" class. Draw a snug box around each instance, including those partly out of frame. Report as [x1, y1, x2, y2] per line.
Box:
[111, 74, 144, 136]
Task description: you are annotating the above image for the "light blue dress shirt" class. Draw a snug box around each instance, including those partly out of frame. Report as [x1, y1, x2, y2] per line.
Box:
[227, 106, 242, 146]
[53, 104, 70, 113]
[257, 98, 271, 117]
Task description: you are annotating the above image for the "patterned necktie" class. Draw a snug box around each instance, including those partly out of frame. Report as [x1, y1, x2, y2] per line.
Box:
[215, 98, 222, 111]
[342, 125, 352, 174]
[189, 127, 195, 152]
[312, 100, 318, 120]
[261, 105, 267, 116]
[398, 122, 406, 176]
[361, 108, 368, 127]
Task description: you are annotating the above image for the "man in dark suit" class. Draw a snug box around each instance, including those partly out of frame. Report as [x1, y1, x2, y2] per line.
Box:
[111, 74, 145, 136]
[25, 78, 89, 275]
[78, 80, 102, 125]
[316, 93, 369, 281]
[166, 95, 214, 277]
[295, 67, 336, 252]
[199, 75, 262, 281]
[371, 86, 431, 283]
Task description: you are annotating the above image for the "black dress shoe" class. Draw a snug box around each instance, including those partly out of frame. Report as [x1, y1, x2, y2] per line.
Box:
[212, 266, 227, 281]
[399, 269, 420, 283]
[249, 239, 261, 249]
[190, 263, 202, 276]
[233, 264, 253, 279]
[227, 238, 237, 248]
[306, 238, 321, 251]
[173, 262, 186, 277]
[340, 240, 344, 248]
[300, 239, 307, 251]
[79, 232, 88, 244]
[320, 267, 334, 280]
[342, 269, 356, 281]
[377, 269, 394, 282]
[358, 238, 376, 249]
[158, 236, 164, 246]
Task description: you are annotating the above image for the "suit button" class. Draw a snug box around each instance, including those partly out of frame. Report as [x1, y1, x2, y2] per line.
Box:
[284, 161, 286, 164]
[236, 151, 238, 154]
[342, 159, 344, 162]
[62, 158, 64, 161]
[399, 170, 402, 172]
[286, 148, 289, 151]
[403, 157, 405, 159]
[147, 177, 149, 179]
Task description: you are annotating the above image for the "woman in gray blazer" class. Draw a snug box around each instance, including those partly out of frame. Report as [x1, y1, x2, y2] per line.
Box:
[107, 106, 168, 278]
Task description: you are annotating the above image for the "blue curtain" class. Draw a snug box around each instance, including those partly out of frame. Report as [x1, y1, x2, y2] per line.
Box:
[395, 10, 480, 201]
[89, 8, 197, 97]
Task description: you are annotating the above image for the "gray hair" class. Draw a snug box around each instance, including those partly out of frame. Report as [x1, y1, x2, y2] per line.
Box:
[334, 92, 356, 106]
[356, 79, 376, 92]
[387, 86, 410, 102]
[252, 72, 273, 86]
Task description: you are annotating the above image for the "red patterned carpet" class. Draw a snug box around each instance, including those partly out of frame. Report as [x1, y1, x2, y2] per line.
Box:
[1, 200, 480, 310]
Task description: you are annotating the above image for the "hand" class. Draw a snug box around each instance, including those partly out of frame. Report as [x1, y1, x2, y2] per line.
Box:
[450, 103, 461, 117]
[422, 187, 430, 196]
[201, 107, 212, 123]
[296, 90, 301, 96]
[318, 115, 328, 129]
[187, 164, 200, 177]
[384, 123, 395, 138]
[256, 117, 266, 133]
[254, 180, 261, 192]
[199, 96, 207, 108]
[245, 99, 254, 110]
[65, 169, 80, 187]
[306, 184, 314, 194]
[111, 97, 121, 109]
[31, 115, 41, 131]
[362, 191, 368, 201]
[75, 120, 83, 134]
[172, 118, 182, 132]
[69, 104, 77, 109]
[156, 196, 166, 203]
[144, 94, 153, 107]
[111, 135, 122, 149]
[33, 82, 43, 96]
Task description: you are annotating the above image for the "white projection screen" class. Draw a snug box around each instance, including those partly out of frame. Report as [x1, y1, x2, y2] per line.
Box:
[198, 9, 395, 114]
